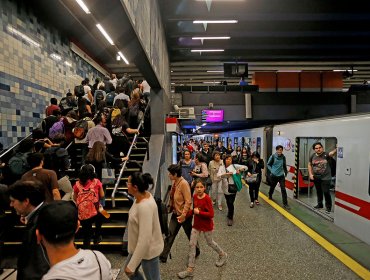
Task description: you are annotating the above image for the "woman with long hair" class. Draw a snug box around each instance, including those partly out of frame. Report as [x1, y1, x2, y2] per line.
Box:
[85, 141, 127, 180]
[124, 172, 163, 279]
[73, 164, 104, 247]
[208, 151, 224, 211]
[190, 153, 209, 193]
[179, 150, 195, 187]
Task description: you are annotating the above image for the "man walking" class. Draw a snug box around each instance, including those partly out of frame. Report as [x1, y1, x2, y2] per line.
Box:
[267, 145, 290, 209]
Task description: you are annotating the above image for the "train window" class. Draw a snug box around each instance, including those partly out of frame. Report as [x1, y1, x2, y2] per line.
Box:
[296, 137, 337, 217]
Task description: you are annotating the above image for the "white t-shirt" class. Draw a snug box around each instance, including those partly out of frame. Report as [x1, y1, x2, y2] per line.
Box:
[141, 80, 150, 93]
[42, 249, 112, 280]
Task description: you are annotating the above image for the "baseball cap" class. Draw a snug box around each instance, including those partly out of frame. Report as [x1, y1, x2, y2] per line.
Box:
[37, 200, 78, 242]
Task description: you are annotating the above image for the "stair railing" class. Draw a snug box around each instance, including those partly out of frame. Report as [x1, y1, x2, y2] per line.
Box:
[111, 99, 151, 207]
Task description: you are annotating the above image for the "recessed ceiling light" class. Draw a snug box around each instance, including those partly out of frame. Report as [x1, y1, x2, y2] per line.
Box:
[191, 49, 224, 52]
[192, 36, 230, 40]
[207, 70, 224, 73]
[96, 24, 114, 45]
[50, 53, 62, 61]
[193, 20, 238, 24]
[118, 51, 129, 64]
[75, 0, 91, 14]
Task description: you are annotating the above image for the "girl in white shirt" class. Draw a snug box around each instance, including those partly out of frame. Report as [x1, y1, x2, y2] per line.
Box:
[124, 172, 164, 279]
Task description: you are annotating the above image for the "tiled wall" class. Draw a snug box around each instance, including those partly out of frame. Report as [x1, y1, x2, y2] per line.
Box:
[0, 1, 103, 148]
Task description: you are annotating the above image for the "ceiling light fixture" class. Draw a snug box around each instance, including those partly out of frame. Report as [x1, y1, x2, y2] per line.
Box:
[64, 61, 72, 66]
[6, 25, 41, 48]
[333, 69, 358, 72]
[96, 24, 114, 45]
[118, 51, 129, 64]
[193, 20, 238, 24]
[207, 70, 224, 73]
[203, 81, 219, 84]
[75, 0, 91, 14]
[192, 36, 230, 40]
[191, 49, 224, 52]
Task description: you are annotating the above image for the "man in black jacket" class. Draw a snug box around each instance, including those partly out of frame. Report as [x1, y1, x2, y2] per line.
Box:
[8, 180, 49, 280]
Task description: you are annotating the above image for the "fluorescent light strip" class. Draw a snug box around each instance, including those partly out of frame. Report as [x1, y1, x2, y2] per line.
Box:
[64, 61, 72, 67]
[207, 70, 224, 73]
[193, 20, 238, 24]
[192, 36, 230, 40]
[333, 69, 358, 72]
[191, 49, 224, 52]
[118, 51, 129, 64]
[7, 25, 40, 48]
[75, 0, 90, 14]
[96, 24, 114, 45]
[203, 81, 219, 84]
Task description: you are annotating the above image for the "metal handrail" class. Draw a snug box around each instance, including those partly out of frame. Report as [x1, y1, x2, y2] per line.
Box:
[111, 99, 151, 207]
[0, 133, 33, 159]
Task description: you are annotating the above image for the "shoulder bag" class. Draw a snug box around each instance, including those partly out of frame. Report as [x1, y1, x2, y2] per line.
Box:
[101, 159, 116, 185]
[246, 162, 258, 184]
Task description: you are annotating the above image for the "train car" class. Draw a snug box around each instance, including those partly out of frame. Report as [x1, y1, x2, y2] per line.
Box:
[272, 114, 370, 245]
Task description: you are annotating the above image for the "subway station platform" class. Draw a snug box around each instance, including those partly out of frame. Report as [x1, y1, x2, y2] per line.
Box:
[106, 183, 370, 280]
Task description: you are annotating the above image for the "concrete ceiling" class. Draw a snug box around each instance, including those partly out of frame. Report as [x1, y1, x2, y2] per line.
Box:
[27, 0, 370, 133]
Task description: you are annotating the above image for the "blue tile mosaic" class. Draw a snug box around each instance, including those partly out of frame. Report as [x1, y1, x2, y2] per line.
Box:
[0, 0, 104, 148]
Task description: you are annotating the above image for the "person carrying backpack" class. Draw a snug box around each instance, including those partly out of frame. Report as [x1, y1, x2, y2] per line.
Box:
[8, 139, 35, 181]
[94, 83, 106, 109]
[73, 164, 105, 248]
[59, 92, 77, 116]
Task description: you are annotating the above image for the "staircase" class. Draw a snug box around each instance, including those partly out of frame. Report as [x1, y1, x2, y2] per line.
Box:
[0, 135, 150, 271]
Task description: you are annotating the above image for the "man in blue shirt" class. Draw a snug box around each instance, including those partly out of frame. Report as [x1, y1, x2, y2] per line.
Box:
[267, 145, 290, 209]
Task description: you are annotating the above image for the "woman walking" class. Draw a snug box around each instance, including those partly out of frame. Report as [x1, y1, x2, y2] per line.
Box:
[217, 155, 247, 226]
[208, 151, 224, 211]
[245, 152, 264, 208]
[124, 172, 164, 280]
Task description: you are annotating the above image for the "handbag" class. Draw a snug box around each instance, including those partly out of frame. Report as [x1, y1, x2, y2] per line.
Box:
[101, 159, 115, 185]
[228, 184, 238, 194]
[232, 173, 243, 192]
[246, 173, 258, 184]
[163, 185, 174, 214]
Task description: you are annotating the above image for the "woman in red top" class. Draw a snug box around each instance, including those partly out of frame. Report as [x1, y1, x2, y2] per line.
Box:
[177, 179, 228, 279]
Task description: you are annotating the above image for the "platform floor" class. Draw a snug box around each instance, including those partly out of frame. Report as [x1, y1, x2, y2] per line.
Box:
[105, 183, 370, 280]
[2, 184, 369, 280]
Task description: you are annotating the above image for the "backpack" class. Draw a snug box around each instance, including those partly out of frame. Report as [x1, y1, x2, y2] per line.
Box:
[43, 147, 69, 174]
[59, 97, 72, 113]
[111, 108, 121, 122]
[8, 152, 30, 176]
[76, 180, 99, 220]
[105, 92, 116, 106]
[73, 119, 89, 140]
[74, 85, 85, 98]
[95, 90, 105, 108]
[128, 104, 140, 125]
[49, 120, 65, 139]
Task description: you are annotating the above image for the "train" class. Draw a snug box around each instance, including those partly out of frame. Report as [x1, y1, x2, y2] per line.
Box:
[198, 113, 370, 246]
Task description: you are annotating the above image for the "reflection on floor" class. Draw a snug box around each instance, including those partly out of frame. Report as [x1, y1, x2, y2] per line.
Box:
[298, 187, 336, 219]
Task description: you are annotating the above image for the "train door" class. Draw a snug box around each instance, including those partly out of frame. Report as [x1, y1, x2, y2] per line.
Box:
[296, 137, 337, 218]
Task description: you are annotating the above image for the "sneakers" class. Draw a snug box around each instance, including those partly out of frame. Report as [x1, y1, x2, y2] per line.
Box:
[250, 202, 254, 208]
[325, 208, 331, 214]
[283, 204, 291, 210]
[218, 205, 223, 211]
[255, 200, 260, 205]
[227, 219, 233, 226]
[314, 204, 323, 209]
[177, 269, 194, 279]
[215, 253, 228, 267]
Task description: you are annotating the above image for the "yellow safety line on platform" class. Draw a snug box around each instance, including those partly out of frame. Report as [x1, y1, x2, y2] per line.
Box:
[259, 192, 370, 280]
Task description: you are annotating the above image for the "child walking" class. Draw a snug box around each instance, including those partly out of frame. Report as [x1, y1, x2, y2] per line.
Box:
[177, 179, 228, 279]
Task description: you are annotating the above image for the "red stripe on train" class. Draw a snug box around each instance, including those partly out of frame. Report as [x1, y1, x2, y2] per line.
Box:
[335, 191, 370, 220]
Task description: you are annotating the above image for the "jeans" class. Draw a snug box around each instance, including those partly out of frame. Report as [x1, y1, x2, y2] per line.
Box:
[268, 175, 288, 205]
[160, 213, 199, 260]
[80, 214, 103, 249]
[224, 193, 236, 220]
[248, 181, 261, 202]
[125, 254, 161, 280]
[314, 178, 332, 210]
[188, 229, 223, 268]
